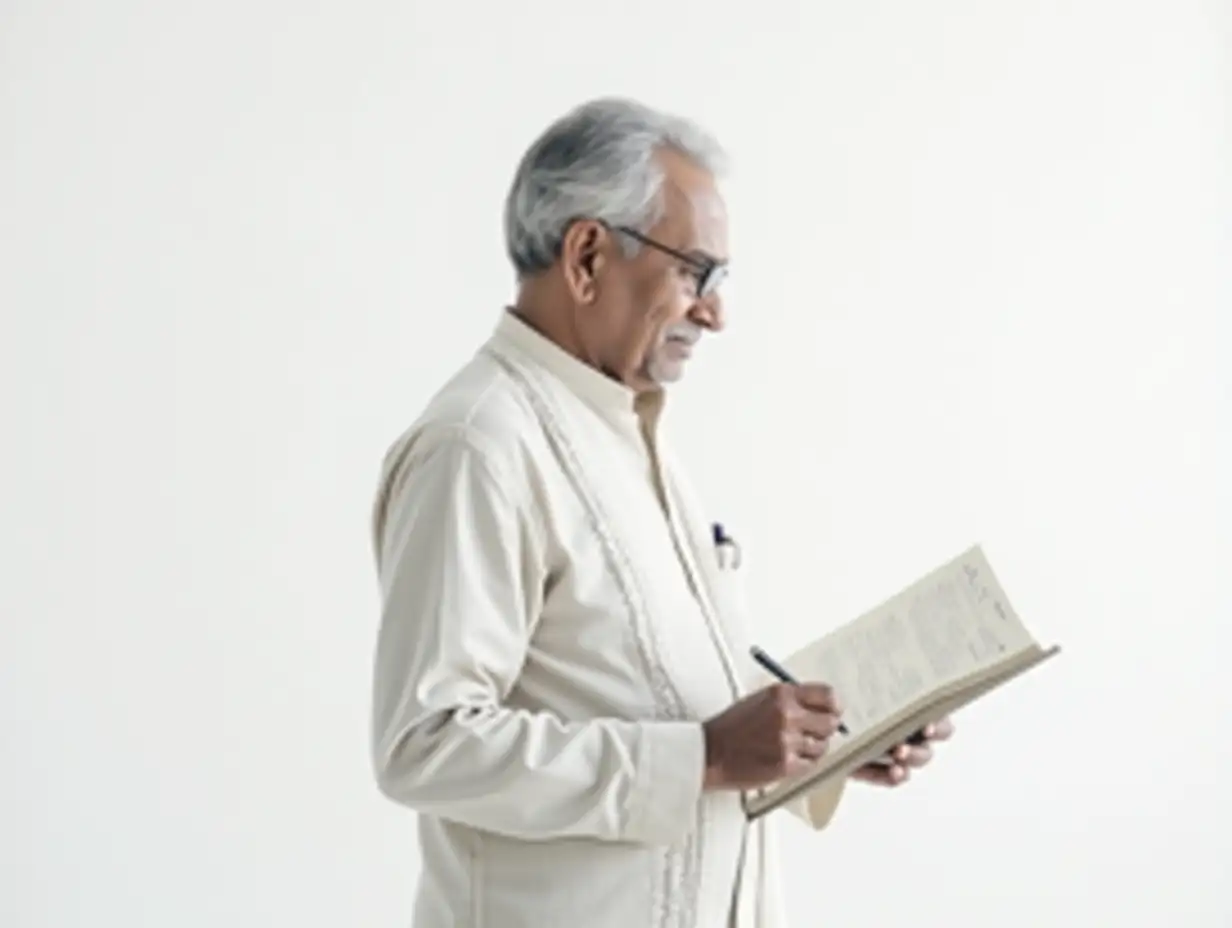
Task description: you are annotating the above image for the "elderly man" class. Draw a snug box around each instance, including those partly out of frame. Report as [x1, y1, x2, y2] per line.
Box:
[369, 97, 952, 928]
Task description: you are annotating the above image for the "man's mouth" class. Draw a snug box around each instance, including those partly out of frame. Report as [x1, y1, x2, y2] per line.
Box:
[665, 338, 694, 358]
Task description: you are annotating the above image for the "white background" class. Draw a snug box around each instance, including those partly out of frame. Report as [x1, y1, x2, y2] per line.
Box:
[2, 1, 1227, 925]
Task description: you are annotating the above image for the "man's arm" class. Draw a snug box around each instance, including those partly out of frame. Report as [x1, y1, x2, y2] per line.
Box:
[370, 429, 705, 845]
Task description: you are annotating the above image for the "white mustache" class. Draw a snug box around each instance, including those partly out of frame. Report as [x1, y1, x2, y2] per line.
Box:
[664, 324, 703, 346]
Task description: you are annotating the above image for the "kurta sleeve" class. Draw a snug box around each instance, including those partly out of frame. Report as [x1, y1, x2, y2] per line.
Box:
[369, 428, 705, 846]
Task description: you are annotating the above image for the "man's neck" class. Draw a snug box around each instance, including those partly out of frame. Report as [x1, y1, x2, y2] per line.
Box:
[508, 301, 577, 360]
[510, 282, 663, 398]
[510, 297, 620, 387]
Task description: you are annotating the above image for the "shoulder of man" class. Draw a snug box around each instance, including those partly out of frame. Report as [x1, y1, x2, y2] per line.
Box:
[373, 353, 543, 520]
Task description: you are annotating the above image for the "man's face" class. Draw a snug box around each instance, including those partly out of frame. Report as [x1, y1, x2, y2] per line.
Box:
[562, 151, 729, 392]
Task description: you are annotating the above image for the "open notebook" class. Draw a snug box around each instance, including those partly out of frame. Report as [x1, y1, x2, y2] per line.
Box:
[744, 544, 1061, 821]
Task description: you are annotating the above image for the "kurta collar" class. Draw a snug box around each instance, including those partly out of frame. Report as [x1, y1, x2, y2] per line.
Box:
[490, 309, 665, 429]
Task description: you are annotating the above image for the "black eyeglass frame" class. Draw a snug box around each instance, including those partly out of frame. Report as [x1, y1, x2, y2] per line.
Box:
[609, 225, 728, 299]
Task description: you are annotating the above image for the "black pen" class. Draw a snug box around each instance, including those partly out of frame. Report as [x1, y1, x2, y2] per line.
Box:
[750, 645, 850, 735]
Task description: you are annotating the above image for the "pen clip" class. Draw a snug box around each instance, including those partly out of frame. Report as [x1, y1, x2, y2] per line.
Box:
[712, 522, 741, 570]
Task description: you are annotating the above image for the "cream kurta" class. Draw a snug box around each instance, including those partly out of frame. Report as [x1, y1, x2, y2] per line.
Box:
[370, 311, 845, 928]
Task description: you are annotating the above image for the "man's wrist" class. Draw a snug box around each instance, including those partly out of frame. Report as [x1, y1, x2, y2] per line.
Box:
[701, 723, 726, 791]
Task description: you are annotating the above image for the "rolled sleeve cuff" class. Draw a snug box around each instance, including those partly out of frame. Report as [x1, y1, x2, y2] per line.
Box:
[623, 721, 706, 845]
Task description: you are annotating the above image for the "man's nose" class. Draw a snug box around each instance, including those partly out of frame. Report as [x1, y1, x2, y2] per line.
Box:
[690, 292, 725, 332]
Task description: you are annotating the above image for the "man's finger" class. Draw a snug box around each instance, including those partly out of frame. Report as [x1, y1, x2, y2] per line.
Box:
[795, 709, 841, 741]
[794, 682, 842, 714]
[792, 731, 830, 762]
[928, 717, 955, 740]
[887, 741, 933, 767]
[852, 762, 909, 787]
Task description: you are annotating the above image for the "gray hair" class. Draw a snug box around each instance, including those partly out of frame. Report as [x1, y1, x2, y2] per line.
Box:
[503, 97, 728, 278]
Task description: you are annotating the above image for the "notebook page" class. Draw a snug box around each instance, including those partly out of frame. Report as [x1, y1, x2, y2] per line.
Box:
[783, 545, 1038, 734]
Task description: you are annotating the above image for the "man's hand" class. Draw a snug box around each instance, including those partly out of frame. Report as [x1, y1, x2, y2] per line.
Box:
[701, 683, 844, 791]
[850, 716, 956, 787]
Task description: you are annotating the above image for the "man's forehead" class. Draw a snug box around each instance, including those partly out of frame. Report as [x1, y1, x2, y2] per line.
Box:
[658, 172, 729, 259]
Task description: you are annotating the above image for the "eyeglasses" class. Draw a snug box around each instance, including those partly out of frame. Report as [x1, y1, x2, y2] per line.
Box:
[611, 225, 728, 299]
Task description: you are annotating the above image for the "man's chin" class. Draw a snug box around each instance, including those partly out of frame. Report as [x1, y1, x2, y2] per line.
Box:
[646, 360, 687, 385]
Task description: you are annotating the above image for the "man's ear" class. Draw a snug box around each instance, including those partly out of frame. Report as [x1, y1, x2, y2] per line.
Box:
[560, 220, 608, 305]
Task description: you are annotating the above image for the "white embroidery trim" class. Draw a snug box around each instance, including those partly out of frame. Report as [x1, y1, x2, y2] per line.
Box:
[483, 344, 704, 928]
